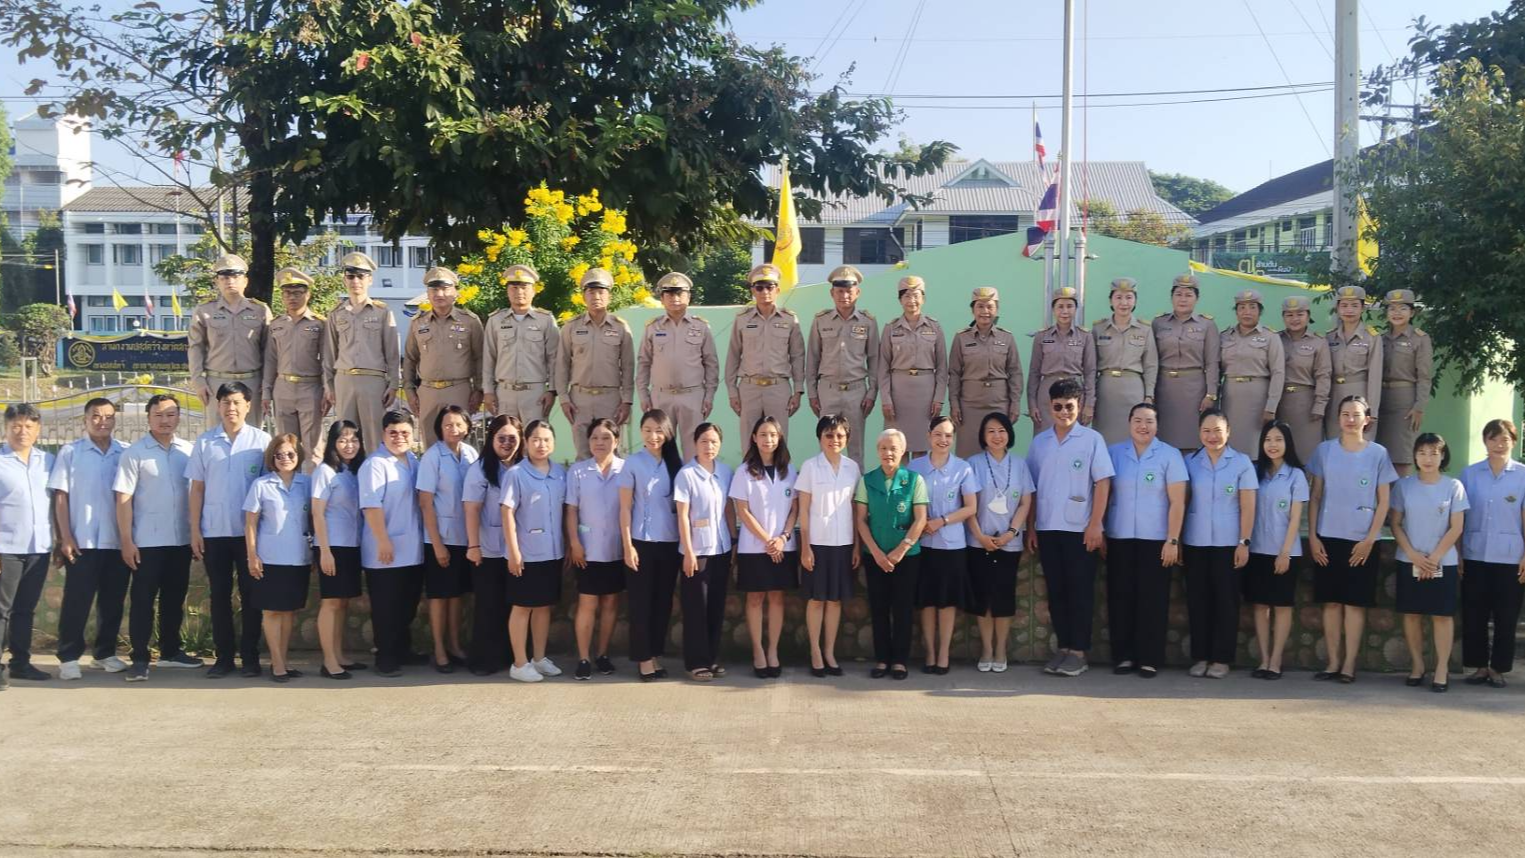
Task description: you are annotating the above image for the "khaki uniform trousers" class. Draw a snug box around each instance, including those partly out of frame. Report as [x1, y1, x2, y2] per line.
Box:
[566, 386, 624, 460]
[817, 380, 871, 465]
[737, 378, 794, 447]
[335, 373, 390, 453]
[415, 380, 473, 450]
[498, 384, 549, 428]
[272, 377, 325, 464]
[652, 387, 707, 461]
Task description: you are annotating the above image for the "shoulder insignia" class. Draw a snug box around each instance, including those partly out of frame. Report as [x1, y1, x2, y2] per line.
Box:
[1154, 311, 1171, 319]
[813, 308, 833, 318]
[613, 315, 632, 332]
[371, 298, 389, 307]
[859, 309, 875, 320]
[1199, 313, 1214, 321]
[1367, 325, 1380, 336]
[1413, 327, 1427, 338]
[778, 307, 797, 318]
[1092, 317, 1107, 328]
[312, 313, 327, 322]
[249, 297, 270, 307]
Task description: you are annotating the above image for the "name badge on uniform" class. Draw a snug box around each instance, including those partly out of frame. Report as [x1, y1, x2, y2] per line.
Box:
[918, 330, 937, 340]
[772, 322, 789, 330]
[603, 329, 620, 339]
[851, 326, 868, 339]
[964, 340, 978, 348]
[1097, 335, 1112, 342]
[655, 331, 668, 338]
[1298, 344, 1315, 354]
[1252, 336, 1267, 345]
[783, 488, 792, 497]
[1350, 342, 1369, 351]
[987, 495, 1009, 515]
[529, 528, 544, 535]
[419, 326, 431, 334]
[1043, 338, 1057, 345]
[575, 329, 590, 336]
[578, 523, 592, 533]
[1068, 495, 1086, 503]
[1397, 341, 1413, 349]
[891, 330, 906, 338]
[746, 323, 759, 329]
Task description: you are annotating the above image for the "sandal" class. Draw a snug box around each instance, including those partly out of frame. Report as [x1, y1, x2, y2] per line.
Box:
[1338, 673, 1356, 684]
[688, 668, 715, 682]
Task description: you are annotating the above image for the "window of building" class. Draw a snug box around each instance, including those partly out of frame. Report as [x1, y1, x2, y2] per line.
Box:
[1297, 216, 1317, 232]
[761, 227, 825, 265]
[409, 246, 433, 268]
[152, 223, 180, 235]
[950, 216, 1022, 244]
[83, 223, 105, 234]
[372, 245, 402, 267]
[842, 228, 905, 265]
[1248, 227, 1259, 239]
[84, 244, 105, 265]
[337, 223, 368, 236]
[87, 295, 113, 307]
[89, 316, 120, 333]
[150, 244, 178, 264]
[112, 223, 142, 235]
[1281, 220, 1294, 232]
[113, 245, 142, 266]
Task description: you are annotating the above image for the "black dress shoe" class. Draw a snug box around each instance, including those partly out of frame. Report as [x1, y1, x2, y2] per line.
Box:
[1464, 673, 1491, 686]
[638, 670, 659, 682]
[271, 672, 291, 683]
[1312, 670, 1339, 681]
[433, 660, 455, 674]
[447, 653, 467, 666]
[653, 667, 669, 679]
[469, 667, 496, 677]
[1250, 668, 1268, 679]
[1263, 669, 1282, 680]
[810, 666, 827, 678]
[206, 662, 235, 679]
[1432, 680, 1449, 693]
[1405, 675, 1425, 687]
[375, 666, 403, 678]
[320, 666, 353, 680]
[1113, 664, 1137, 676]
[870, 666, 889, 679]
[406, 651, 430, 666]
[826, 664, 844, 677]
[7, 664, 49, 681]
[1488, 676, 1508, 689]
[921, 663, 937, 675]
[753, 666, 770, 679]
[240, 664, 262, 678]
[342, 662, 369, 671]
[935, 665, 950, 675]
[890, 668, 909, 680]
[285, 668, 304, 678]
[1137, 667, 1158, 679]
[766, 665, 781, 678]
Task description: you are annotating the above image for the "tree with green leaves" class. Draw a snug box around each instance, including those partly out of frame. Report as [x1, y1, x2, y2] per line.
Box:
[1148, 172, 1235, 217]
[5, 303, 71, 376]
[688, 243, 753, 307]
[155, 225, 349, 318]
[1080, 199, 1188, 247]
[0, 104, 12, 308]
[1366, 1, 1525, 115]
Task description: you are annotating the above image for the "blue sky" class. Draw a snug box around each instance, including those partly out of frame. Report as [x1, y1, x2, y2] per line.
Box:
[1, 0, 1508, 196]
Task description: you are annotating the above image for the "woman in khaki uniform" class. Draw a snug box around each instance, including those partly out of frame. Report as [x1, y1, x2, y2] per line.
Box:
[948, 287, 1022, 459]
[1151, 274, 1219, 451]
[1090, 278, 1157, 445]
[1377, 289, 1433, 475]
[877, 276, 946, 459]
[1324, 285, 1383, 441]
[1217, 289, 1285, 455]
[1276, 296, 1331, 463]
[1026, 286, 1096, 435]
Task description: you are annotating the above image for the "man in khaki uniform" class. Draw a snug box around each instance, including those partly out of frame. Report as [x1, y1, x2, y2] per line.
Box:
[1277, 295, 1331, 462]
[948, 286, 1022, 458]
[726, 263, 805, 444]
[878, 275, 946, 458]
[1152, 274, 1220, 450]
[261, 267, 328, 461]
[636, 272, 719, 459]
[1090, 277, 1158, 445]
[323, 251, 400, 453]
[403, 266, 484, 449]
[482, 263, 558, 424]
[806, 265, 878, 464]
[1027, 286, 1096, 434]
[188, 253, 272, 425]
[556, 268, 634, 460]
[1218, 289, 1285, 455]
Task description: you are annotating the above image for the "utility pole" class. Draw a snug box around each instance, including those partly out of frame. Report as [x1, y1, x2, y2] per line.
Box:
[1332, 0, 1360, 277]
[1055, 0, 1076, 305]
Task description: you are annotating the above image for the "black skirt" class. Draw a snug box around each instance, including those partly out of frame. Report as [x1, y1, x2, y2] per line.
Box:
[318, 545, 363, 599]
[800, 544, 854, 601]
[915, 547, 970, 610]
[255, 563, 311, 612]
[736, 551, 799, 592]
[577, 559, 628, 596]
[1242, 552, 1298, 608]
[1313, 536, 1377, 607]
[966, 548, 1019, 617]
[425, 543, 474, 599]
[1395, 562, 1459, 616]
[509, 558, 563, 608]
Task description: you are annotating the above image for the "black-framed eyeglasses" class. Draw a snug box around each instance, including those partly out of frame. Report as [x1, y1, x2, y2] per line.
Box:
[215, 269, 246, 278]
[343, 268, 370, 278]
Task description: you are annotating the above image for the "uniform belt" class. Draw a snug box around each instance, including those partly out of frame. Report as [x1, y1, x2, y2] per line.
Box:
[1041, 373, 1081, 382]
[823, 379, 867, 391]
[571, 384, 617, 395]
[209, 369, 260, 380]
[1162, 369, 1202, 378]
[421, 377, 471, 389]
[1228, 376, 1266, 383]
[973, 379, 1006, 388]
[741, 376, 788, 386]
[1382, 380, 1416, 388]
[505, 381, 548, 391]
[1284, 384, 1305, 393]
[894, 368, 932, 376]
[342, 368, 388, 378]
[280, 374, 322, 384]
[659, 385, 701, 393]
[1333, 375, 1367, 384]
[1101, 369, 1142, 378]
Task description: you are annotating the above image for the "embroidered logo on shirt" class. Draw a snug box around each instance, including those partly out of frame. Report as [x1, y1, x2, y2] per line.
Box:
[783, 488, 792, 497]
[1144, 471, 1157, 483]
[1071, 458, 1083, 470]
[1360, 478, 1370, 486]
[1225, 485, 1236, 494]
[1278, 499, 1288, 509]
[1507, 495, 1518, 503]
[897, 501, 908, 513]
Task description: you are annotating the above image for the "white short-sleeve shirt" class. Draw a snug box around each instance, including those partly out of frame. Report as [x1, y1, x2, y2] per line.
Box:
[794, 452, 861, 547]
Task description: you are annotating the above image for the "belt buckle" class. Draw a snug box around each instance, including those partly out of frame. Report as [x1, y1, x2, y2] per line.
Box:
[752, 377, 776, 387]
[1335, 377, 1346, 384]
[906, 369, 920, 376]
[1165, 370, 1181, 378]
[1107, 370, 1122, 377]
[837, 382, 855, 391]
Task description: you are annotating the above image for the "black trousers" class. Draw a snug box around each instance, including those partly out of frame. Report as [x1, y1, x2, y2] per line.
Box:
[203, 536, 261, 667]
[366, 565, 424, 672]
[0, 553, 50, 668]
[57, 548, 132, 663]
[1037, 530, 1098, 651]
[467, 557, 510, 674]
[129, 546, 191, 665]
[1461, 560, 1525, 673]
[680, 555, 729, 671]
[865, 551, 920, 665]
[626, 540, 679, 663]
[1185, 545, 1241, 664]
[1106, 538, 1171, 669]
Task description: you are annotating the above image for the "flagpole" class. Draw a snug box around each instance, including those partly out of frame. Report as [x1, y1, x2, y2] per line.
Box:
[1056, 0, 1076, 303]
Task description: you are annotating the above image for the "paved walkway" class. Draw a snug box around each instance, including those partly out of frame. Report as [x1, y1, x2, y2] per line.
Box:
[4, 656, 1524, 857]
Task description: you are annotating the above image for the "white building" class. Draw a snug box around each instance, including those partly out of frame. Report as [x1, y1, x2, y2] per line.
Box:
[751, 159, 1194, 283]
[2, 111, 93, 237]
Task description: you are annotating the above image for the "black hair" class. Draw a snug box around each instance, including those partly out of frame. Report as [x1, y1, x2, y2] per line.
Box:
[321, 420, 366, 475]
[977, 412, 1015, 451]
[927, 413, 955, 435]
[1483, 418, 1518, 443]
[3, 403, 40, 424]
[639, 409, 683, 484]
[482, 414, 523, 489]
[83, 397, 115, 414]
[816, 413, 851, 439]
[145, 393, 179, 414]
[1336, 394, 1371, 418]
[1413, 432, 1451, 471]
[742, 415, 791, 479]
[1197, 407, 1228, 427]
[382, 409, 414, 430]
[1048, 378, 1083, 403]
[692, 421, 722, 443]
[432, 404, 472, 445]
[1253, 420, 1304, 481]
[586, 417, 621, 444]
[215, 381, 252, 402]
[1128, 402, 1157, 421]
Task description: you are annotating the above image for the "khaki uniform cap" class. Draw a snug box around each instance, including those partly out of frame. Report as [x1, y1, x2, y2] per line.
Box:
[1110, 277, 1138, 293]
[1233, 289, 1263, 306]
[423, 266, 459, 287]
[212, 253, 249, 274]
[747, 263, 783, 284]
[503, 263, 539, 284]
[274, 267, 313, 289]
[1051, 285, 1079, 304]
[1172, 273, 1200, 291]
[657, 272, 693, 292]
[1385, 289, 1417, 306]
[1334, 284, 1368, 302]
[897, 275, 926, 292]
[1282, 296, 1312, 313]
[827, 265, 863, 285]
[340, 251, 377, 272]
[970, 286, 999, 303]
[579, 267, 614, 289]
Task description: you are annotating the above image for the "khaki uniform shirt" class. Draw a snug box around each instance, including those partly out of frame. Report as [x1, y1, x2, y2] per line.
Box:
[1091, 315, 1159, 394]
[877, 315, 948, 406]
[261, 309, 326, 400]
[1220, 324, 1287, 412]
[636, 313, 720, 404]
[1026, 324, 1096, 409]
[725, 306, 805, 399]
[188, 297, 271, 384]
[403, 306, 484, 394]
[1152, 312, 1221, 390]
[323, 296, 400, 394]
[806, 307, 878, 401]
[555, 312, 635, 403]
[1326, 324, 1384, 405]
[1280, 330, 1332, 417]
[482, 307, 559, 399]
[1382, 327, 1433, 411]
[948, 325, 1022, 407]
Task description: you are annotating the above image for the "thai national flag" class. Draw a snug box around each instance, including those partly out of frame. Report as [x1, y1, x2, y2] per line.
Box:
[144, 289, 155, 317]
[1023, 176, 1061, 259]
[1034, 119, 1046, 170]
[66, 293, 77, 319]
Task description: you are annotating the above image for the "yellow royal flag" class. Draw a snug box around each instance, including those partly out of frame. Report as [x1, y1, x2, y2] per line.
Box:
[1357, 197, 1378, 277]
[111, 288, 128, 311]
[771, 156, 801, 289]
[171, 291, 183, 319]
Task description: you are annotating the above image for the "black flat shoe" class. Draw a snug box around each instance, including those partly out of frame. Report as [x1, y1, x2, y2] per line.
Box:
[1137, 667, 1158, 679]
[766, 665, 781, 678]
[870, 666, 889, 679]
[433, 660, 455, 674]
[1338, 673, 1356, 684]
[921, 664, 937, 675]
[284, 669, 304, 678]
[826, 664, 844, 677]
[375, 666, 403, 678]
[1113, 664, 1136, 676]
[890, 668, 909, 680]
[271, 672, 291, 683]
[1432, 681, 1449, 692]
[1263, 669, 1282, 680]
[206, 662, 235, 679]
[1405, 675, 1425, 687]
[810, 666, 827, 678]
[753, 666, 770, 679]
[241, 664, 262, 678]
[469, 667, 496, 677]
[320, 666, 353, 680]
[639, 670, 659, 682]
[1464, 673, 1491, 685]
[1250, 668, 1268, 679]
[935, 665, 950, 675]
[1488, 676, 1508, 689]
[447, 653, 467, 666]
[342, 662, 369, 671]
[1313, 670, 1339, 681]
[653, 667, 669, 679]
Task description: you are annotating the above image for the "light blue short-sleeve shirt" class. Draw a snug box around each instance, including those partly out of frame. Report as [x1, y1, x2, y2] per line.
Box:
[0, 444, 54, 554]
[1184, 446, 1258, 548]
[186, 424, 271, 538]
[1460, 459, 1525, 565]
[1105, 439, 1188, 541]
[568, 456, 627, 563]
[242, 472, 312, 566]
[461, 459, 507, 559]
[1308, 440, 1399, 541]
[673, 460, 735, 557]
[908, 454, 981, 550]
[112, 435, 194, 548]
[1249, 465, 1309, 556]
[728, 464, 799, 555]
[618, 449, 678, 543]
[1393, 475, 1468, 566]
[416, 441, 480, 547]
[969, 451, 1036, 552]
[358, 452, 423, 569]
[310, 463, 361, 549]
[49, 437, 128, 550]
[502, 460, 568, 562]
[1026, 424, 1116, 533]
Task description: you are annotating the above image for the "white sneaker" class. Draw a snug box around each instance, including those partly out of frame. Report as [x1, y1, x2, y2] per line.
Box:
[532, 657, 562, 677]
[59, 660, 82, 681]
[95, 655, 129, 673]
[509, 663, 543, 683]
[976, 660, 993, 672]
[991, 660, 1009, 673]
[1188, 660, 1209, 678]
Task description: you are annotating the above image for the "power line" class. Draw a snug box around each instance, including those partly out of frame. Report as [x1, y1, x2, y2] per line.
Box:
[750, 28, 1412, 44]
[892, 87, 1336, 110]
[1242, 0, 1330, 156]
[809, 0, 869, 74]
[833, 80, 1335, 100]
[1286, 0, 1334, 62]
[881, 0, 928, 95]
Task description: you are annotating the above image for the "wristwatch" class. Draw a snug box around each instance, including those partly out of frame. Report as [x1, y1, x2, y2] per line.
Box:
[1005, 527, 1018, 537]
[1167, 537, 1179, 546]
[1239, 538, 1252, 547]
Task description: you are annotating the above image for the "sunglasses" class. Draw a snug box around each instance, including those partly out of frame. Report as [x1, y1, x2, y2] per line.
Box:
[343, 268, 370, 278]
[829, 280, 858, 288]
[273, 450, 298, 460]
[751, 281, 779, 290]
[1051, 402, 1079, 412]
[215, 270, 246, 278]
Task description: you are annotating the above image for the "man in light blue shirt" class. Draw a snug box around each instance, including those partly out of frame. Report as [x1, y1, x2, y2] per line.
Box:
[187, 381, 271, 678]
[0, 404, 55, 687]
[51, 397, 131, 680]
[114, 394, 199, 682]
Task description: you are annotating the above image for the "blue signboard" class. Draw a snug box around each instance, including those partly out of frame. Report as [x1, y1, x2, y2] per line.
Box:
[61, 332, 190, 373]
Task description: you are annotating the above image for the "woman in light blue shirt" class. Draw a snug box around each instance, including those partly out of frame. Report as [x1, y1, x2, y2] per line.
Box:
[462, 415, 521, 677]
[359, 410, 426, 678]
[501, 419, 568, 683]
[908, 414, 978, 674]
[311, 420, 366, 679]
[566, 419, 627, 680]
[242, 434, 311, 683]
[674, 422, 736, 681]
[1459, 418, 1525, 688]
[618, 409, 684, 681]
[416, 405, 479, 673]
[1244, 421, 1308, 681]
[1183, 410, 1257, 679]
[967, 413, 1036, 674]
[1391, 433, 1466, 692]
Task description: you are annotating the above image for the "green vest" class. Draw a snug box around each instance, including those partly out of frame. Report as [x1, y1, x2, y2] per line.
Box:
[861, 467, 922, 556]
